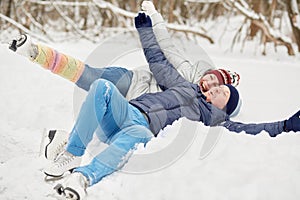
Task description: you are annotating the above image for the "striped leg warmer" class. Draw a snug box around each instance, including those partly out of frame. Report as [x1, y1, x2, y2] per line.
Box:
[33, 44, 85, 82]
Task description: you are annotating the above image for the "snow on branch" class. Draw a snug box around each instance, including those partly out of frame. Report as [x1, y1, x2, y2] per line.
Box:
[92, 0, 136, 18]
[2, 0, 213, 44]
[31, 0, 213, 43]
[27, 0, 91, 7]
[290, 0, 300, 29]
[29, 0, 135, 18]
[51, 2, 96, 42]
[224, 0, 295, 55]
[92, 0, 213, 43]
[19, 3, 45, 33]
[167, 23, 214, 44]
[186, 0, 221, 3]
[0, 13, 50, 43]
[290, 0, 299, 15]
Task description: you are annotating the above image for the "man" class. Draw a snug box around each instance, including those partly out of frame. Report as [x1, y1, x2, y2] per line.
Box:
[11, 34, 239, 100]
[10, 29, 240, 161]
[37, 13, 298, 199]
[140, 0, 241, 92]
[10, 3, 239, 103]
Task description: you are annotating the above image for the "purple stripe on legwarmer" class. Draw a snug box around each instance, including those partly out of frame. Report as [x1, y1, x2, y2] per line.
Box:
[50, 50, 59, 71]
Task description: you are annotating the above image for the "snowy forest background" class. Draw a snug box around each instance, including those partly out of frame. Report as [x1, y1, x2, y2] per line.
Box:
[1, 1, 300, 200]
[1, 0, 300, 56]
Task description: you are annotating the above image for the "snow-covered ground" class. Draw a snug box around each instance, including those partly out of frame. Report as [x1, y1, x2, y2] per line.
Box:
[0, 29, 300, 200]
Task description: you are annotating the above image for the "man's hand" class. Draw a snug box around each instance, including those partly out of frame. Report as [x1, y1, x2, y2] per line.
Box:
[284, 110, 300, 132]
[141, 1, 157, 16]
[134, 12, 152, 29]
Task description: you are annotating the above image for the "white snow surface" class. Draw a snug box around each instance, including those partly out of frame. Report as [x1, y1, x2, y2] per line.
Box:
[0, 33, 300, 200]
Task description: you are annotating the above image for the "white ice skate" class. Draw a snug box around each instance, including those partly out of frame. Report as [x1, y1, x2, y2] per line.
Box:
[54, 172, 88, 200]
[45, 130, 69, 161]
[44, 150, 82, 177]
[9, 34, 38, 59]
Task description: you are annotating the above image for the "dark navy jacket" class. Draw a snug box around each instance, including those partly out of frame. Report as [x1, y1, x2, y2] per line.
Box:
[130, 27, 284, 137]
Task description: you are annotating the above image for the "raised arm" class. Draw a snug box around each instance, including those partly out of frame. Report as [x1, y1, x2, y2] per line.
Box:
[135, 13, 188, 90]
[222, 110, 300, 137]
[141, 1, 215, 84]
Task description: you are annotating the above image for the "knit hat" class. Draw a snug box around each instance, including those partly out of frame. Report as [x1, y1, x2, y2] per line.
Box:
[205, 69, 240, 87]
[225, 84, 242, 117]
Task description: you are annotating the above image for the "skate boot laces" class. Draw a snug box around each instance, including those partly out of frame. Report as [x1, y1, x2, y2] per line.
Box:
[55, 151, 78, 168]
[53, 141, 68, 161]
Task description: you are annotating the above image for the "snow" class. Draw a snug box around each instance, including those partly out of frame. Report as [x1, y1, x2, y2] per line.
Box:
[294, 15, 300, 29]
[0, 30, 300, 200]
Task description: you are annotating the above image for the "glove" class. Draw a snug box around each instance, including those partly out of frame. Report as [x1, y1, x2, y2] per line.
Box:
[284, 110, 300, 132]
[141, 1, 157, 16]
[9, 34, 37, 59]
[134, 12, 152, 29]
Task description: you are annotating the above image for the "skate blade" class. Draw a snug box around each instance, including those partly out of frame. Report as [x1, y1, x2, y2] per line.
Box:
[64, 187, 80, 200]
[45, 175, 65, 182]
[54, 184, 65, 195]
[44, 169, 74, 182]
[53, 184, 80, 200]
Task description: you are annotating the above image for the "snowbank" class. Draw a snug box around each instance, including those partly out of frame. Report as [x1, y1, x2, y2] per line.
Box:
[0, 33, 300, 200]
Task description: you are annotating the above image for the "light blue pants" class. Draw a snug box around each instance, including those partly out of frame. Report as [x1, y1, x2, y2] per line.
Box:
[66, 79, 152, 186]
[75, 65, 133, 97]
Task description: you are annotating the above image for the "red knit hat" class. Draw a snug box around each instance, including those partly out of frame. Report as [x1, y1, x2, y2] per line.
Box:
[205, 69, 240, 87]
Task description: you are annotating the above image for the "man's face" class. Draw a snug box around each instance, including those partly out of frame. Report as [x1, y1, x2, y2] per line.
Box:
[199, 74, 220, 92]
[204, 85, 230, 110]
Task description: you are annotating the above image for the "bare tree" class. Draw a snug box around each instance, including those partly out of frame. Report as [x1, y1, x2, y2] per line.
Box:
[0, 0, 299, 55]
[223, 0, 295, 55]
[286, 0, 300, 52]
[0, 0, 212, 43]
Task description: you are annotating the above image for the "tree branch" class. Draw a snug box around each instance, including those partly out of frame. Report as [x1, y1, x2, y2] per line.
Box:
[51, 0, 96, 42]
[167, 23, 214, 44]
[224, 0, 295, 55]
[0, 13, 50, 43]
[26, 0, 91, 7]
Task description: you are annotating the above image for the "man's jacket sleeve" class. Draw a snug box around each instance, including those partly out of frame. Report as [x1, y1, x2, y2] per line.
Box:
[137, 26, 188, 90]
[151, 13, 192, 70]
[221, 120, 285, 137]
[151, 12, 215, 84]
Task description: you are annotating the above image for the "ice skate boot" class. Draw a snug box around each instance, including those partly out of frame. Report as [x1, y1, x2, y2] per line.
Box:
[44, 150, 81, 178]
[45, 130, 69, 161]
[54, 172, 88, 200]
[9, 34, 38, 59]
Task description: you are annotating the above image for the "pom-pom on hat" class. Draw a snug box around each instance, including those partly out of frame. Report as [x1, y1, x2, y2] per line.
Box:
[205, 69, 240, 87]
[225, 84, 242, 117]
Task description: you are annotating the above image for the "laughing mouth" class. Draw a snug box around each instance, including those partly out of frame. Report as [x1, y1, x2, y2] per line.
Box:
[201, 82, 207, 91]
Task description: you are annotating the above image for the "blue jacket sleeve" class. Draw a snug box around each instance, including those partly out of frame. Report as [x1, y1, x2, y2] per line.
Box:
[137, 27, 188, 90]
[221, 120, 285, 137]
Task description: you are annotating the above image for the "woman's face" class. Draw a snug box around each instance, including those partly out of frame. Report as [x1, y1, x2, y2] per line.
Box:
[199, 74, 220, 92]
[204, 85, 230, 110]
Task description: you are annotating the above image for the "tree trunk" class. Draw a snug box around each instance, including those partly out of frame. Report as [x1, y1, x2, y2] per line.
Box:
[0, 0, 13, 17]
[168, 0, 175, 23]
[249, 0, 270, 37]
[286, 0, 300, 52]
